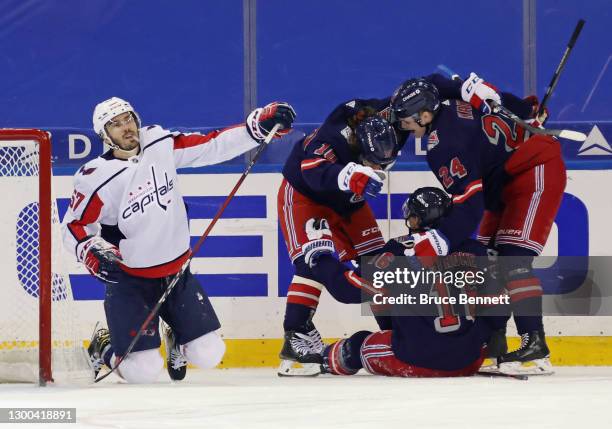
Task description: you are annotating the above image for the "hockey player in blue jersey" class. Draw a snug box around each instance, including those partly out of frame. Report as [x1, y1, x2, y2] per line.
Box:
[278, 113, 399, 375]
[313, 187, 508, 377]
[276, 73, 536, 376]
[387, 75, 565, 374]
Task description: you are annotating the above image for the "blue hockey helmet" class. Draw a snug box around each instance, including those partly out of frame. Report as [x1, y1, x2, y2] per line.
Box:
[389, 79, 440, 125]
[402, 187, 451, 230]
[355, 116, 399, 170]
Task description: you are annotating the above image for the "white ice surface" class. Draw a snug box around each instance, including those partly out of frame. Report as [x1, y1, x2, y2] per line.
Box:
[1, 367, 611, 429]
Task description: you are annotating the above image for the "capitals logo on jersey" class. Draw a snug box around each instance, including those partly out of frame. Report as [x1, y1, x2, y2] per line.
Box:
[122, 165, 174, 219]
[78, 165, 97, 176]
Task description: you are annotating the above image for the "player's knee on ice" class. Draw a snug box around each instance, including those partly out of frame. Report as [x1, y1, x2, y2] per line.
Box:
[118, 349, 164, 384]
[183, 331, 225, 369]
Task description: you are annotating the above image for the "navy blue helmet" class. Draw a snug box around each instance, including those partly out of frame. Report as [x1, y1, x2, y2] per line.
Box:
[402, 187, 451, 230]
[355, 116, 399, 169]
[389, 79, 440, 125]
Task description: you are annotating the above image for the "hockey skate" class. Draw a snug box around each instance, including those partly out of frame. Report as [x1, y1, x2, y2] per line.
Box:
[161, 320, 187, 381]
[88, 322, 111, 378]
[277, 325, 324, 377]
[497, 331, 554, 375]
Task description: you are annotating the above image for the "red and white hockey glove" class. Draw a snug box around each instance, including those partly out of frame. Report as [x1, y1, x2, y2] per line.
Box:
[337, 162, 385, 198]
[302, 218, 335, 268]
[78, 236, 123, 284]
[246, 101, 296, 142]
[523, 95, 549, 127]
[404, 229, 449, 260]
[461, 72, 501, 115]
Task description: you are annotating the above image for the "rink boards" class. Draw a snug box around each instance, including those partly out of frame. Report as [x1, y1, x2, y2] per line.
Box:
[42, 169, 611, 366]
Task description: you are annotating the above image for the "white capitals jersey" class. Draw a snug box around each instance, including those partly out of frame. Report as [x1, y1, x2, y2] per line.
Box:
[61, 124, 258, 278]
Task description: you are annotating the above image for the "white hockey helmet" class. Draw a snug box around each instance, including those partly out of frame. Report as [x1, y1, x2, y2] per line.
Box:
[92, 97, 141, 148]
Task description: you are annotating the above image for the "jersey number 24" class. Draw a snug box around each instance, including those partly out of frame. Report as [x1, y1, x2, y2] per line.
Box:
[438, 157, 467, 189]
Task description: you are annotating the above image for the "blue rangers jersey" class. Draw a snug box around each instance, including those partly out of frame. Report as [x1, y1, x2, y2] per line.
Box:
[424, 99, 534, 249]
[280, 74, 532, 218]
[281, 98, 406, 216]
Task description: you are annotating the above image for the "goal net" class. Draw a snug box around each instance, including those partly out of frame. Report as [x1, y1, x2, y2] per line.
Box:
[0, 129, 91, 385]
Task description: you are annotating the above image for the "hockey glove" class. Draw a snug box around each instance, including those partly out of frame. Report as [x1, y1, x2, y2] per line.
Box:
[337, 162, 385, 198]
[523, 95, 549, 126]
[79, 236, 123, 284]
[461, 72, 501, 115]
[246, 101, 296, 142]
[404, 230, 449, 257]
[302, 218, 335, 268]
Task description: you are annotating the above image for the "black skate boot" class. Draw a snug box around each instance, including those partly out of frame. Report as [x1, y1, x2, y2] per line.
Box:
[485, 328, 508, 359]
[497, 330, 553, 375]
[88, 323, 111, 377]
[277, 328, 324, 377]
[479, 328, 508, 373]
[161, 321, 187, 381]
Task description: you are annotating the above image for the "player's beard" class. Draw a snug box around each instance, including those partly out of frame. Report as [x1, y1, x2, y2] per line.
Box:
[118, 133, 140, 151]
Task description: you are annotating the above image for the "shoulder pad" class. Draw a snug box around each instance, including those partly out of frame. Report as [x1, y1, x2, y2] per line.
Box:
[139, 125, 177, 148]
[74, 156, 126, 190]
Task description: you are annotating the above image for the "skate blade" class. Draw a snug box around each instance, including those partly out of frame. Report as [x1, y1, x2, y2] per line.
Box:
[277, 360, 321, 377]
[480, 358, 498, 370]
[499, 358, 554, 376]
[479, 359, 499, 373]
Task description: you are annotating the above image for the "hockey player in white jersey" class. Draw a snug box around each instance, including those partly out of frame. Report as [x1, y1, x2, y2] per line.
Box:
[62, 97, 295, 383]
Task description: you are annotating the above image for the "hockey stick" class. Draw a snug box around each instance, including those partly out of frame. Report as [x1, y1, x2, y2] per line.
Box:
[94, 124, 281, 383]
[476, 370, 528, 381]
[490, 101, 586, 141]
[537, 19, 586, 121]
[435, 65, 587, 142]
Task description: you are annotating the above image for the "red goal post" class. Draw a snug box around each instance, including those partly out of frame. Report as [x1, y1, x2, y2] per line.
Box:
[0, 129, 90, 385]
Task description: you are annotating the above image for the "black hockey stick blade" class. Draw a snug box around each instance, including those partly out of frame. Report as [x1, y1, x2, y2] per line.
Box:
[476, 370, 529, 381]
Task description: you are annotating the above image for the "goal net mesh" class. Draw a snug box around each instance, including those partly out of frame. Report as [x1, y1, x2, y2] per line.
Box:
[0, 138, 91, 383]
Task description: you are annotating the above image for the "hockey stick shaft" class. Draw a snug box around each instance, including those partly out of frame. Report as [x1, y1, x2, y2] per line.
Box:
[490, 101, 586, 141]
[476, 370, 528, 381]
[435, 65, 586, 142]
[537, 19, 585, 119]
[95, 124, 281, 383]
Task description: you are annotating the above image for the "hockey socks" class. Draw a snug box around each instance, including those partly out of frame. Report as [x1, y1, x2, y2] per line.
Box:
[323, 331, 371, 375]
[284, 303, 315, 332]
